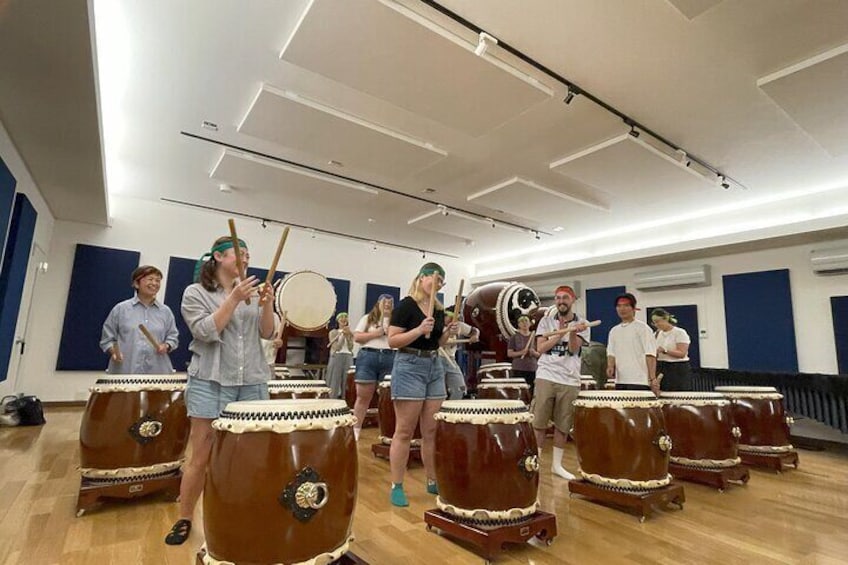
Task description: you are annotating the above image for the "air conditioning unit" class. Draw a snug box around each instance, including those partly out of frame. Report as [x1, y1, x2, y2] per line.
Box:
[529, 280, 581, 301]
[634, 265, 710, 291]
[811, 246, 848, 275]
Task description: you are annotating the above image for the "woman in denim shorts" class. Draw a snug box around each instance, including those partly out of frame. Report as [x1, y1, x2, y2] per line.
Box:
[352, 294, 395, 440]
[386, 263, 457, 507]
[164, 235, 276, 546]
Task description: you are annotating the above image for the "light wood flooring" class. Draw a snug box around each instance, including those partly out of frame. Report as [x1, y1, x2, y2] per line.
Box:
[1, 407, 847, 564]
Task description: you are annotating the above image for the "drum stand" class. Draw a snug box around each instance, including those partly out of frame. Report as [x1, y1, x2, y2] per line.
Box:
[423, 509, 556, 563]
[568, 479, 685, 522]
[75, 470, 182, 517]
[740, 450, 799, 472]
[669, 463, 750, 491]
[370, 442, 422, 463]
[195, 547, 369, 564]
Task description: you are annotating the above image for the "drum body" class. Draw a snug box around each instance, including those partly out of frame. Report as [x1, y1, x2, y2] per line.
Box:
[464, 282, 540, 352]
[377, 377, 421, 444]
[79, 375, 189, 481]
[572, 391, 671, 490]
[714, 386, 793, 454]
[204, 399, 357, 564]
[477, 362, 512, 380]
[660, 392, 740, 468]
[268, 379, 331, 399]
[434, 400, 539, 523]
[275, 271, 337, 331]
[476, 378, 531, 405]
[580, 377, 598, 391]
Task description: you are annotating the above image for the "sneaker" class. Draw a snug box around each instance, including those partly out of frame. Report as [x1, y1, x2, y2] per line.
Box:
[426, 480, 439, 495]
[390, 484, 409, 507]
[552, 466, 576, 480]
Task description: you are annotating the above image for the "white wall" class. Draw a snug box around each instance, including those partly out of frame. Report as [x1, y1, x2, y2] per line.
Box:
[0, 120, 56, 398]
[18, 195, 470, 401]
[524, 242, 848, 374]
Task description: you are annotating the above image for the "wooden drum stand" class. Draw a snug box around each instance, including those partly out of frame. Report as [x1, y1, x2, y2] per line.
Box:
[76, 469, 182, 517]
[568, 479, 685, 522]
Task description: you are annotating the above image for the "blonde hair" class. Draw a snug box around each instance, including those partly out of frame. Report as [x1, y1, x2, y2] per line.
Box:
[407, 274, 444, 311]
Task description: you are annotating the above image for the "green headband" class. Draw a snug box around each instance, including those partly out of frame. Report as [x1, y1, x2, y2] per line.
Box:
[335, 312, 348, 321]
[418, 263, 445, 278]
[193, 239, 247, 282]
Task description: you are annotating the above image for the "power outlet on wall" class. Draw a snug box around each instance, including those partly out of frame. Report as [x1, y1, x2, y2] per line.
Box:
[699, 328, 708, 339]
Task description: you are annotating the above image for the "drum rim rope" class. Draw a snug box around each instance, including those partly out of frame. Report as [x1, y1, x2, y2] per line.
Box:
[436, 496, 540, 523]
[670, 455, 741, 468]
[435, 399, 533, 423]
[79, 459, 184, 480]
[738, 443, 794, 453]
[578, 470, 672, 490]
[90, 375, 187, 392]
[199, 536, 354, 565]
[213, 400, 355, 433]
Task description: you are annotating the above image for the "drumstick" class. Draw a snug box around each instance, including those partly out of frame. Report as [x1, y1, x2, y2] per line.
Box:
[228, 218, 250, 305]
[452, 279, 464, 321]
[425, 275, 437, 339]
[540, 320, 601, 339]
[138, 324, 161, 350]
[264, 226, 289, 287]
[446, 338, 473, 345]
[520, 331, 536, 359]
[276, 311, 288, 340]
[111, 342, 122, 363]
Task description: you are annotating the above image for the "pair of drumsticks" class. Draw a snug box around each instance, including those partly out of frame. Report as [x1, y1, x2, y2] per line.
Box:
[433, 279, 465, 341]
[518, 319, 602, 359]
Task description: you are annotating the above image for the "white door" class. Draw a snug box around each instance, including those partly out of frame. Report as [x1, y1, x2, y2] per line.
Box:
[7, 244, 46, 393]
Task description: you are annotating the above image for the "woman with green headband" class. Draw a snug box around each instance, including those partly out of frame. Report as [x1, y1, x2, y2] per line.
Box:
[651, 308, 692, 391]
[326, 312, 354, 399]
[164, 235, 276, 546]
[385, 262, 458, 507]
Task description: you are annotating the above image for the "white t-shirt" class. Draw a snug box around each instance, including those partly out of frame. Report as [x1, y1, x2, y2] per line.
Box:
[656, 326, 690, 362]
[535, 314, 590, 386]
[607, 320, 657, 385]
[354, 314, 391, 350]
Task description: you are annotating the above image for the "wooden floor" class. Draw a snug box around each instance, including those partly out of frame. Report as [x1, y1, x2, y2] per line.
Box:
[2, 407, 847, 565]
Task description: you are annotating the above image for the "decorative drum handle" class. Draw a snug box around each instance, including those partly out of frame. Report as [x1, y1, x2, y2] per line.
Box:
[139, 420, 163, 438]
[731, 426, 742, 439]
[518, 450, 540, 479]
[295, 482, 329, 510]
[785, 416, 795, 426]
[654, 433, 673, 453]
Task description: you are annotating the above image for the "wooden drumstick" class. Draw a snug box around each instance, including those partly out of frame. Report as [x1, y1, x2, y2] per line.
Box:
[276, 310, 288, 340]
[111, 342, 122, 363]
[520, 331, 536, 359]
[228, 218, 250, 305]
[425, 275, 437, 339]
[265, 226, 289, 287]
[138, 324, 161, 350]
[541, 319, 601, 339]
[446, 338, 473, 345]
[452, 279, 464, 321]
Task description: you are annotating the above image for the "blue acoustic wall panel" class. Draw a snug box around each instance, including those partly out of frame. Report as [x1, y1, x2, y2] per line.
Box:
[365, 283, 401, 315]
[0, 156, 16, 268]
[646, 304, 701, 368]
[163, 256, 196, 372]
[0, 194, 37, 382]
[328, 277, 350, 329]
[831, 296, 848, 375]
[723, 269, 798, 372]
[57, 245, 140, 370]
[586, 286, 626, 345]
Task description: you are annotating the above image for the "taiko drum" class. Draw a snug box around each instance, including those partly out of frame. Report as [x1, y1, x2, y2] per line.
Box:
[659, 392, 740, 468]
[476, 378, 531, 405]
[714, 386, 794, 455]
[376, 376, 421, 445]
[268, 379, 331, 399]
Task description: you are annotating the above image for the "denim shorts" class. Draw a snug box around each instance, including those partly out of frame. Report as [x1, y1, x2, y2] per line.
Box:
[354, 348, 395, 384]
[391, 352, 446, 400]
[185, 377, 269, 419]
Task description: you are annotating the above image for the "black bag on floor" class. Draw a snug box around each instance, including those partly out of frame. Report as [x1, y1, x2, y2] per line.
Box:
[3, 395, 46, 426]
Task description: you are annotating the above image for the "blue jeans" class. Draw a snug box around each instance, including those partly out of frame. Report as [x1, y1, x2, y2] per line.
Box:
[391, 352, 446, 400]
[185, 377, 269, 418]
[354, 348, 395, 383]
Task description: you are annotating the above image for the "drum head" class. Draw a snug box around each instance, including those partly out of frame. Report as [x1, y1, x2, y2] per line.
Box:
[495, 282, 541, 337]
[275, 271, 337, 331]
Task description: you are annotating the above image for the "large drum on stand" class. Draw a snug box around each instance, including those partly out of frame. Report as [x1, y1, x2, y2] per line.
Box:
[434, 400, 539, 524]
[477, 362, 513, 380]
[203, 399, 357, 564]
[476, 378, 531, 405]
[345, 367, 378, 427]
[580, 376, 598, 390]
[572, 391, 672, 490]
[377, 376, 421, 445]
[79, 375, 189, 483]
[274, 270, 338, 332]
[464, 282, 541, 358]
[659, 392, 740, 469]
[714, 386, 794, 456]
[268, 379, 331, 399]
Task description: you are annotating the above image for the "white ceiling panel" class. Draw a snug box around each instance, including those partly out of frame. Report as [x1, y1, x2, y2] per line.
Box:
[280, 0, 553, 136]
[210, 149, 379, 207]
[664, 0, 724, 20]
[758, 44, 848, 157]
[238, 85, 447, 180]
[549, 134, 718, 202]
[407, 208, 526, 242]
[466, 176, 608, 228]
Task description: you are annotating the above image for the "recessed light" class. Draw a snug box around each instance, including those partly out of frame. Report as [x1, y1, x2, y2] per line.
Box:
[201, 120, 219, 131]
[423, 188, 437, 194]
[367, 218, 376, 223]
[552, 226, 564, 232]
[328, 160, 344, 167]
[219, 183, 232, 193]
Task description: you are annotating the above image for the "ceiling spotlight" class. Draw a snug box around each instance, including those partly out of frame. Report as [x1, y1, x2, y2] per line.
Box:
[628, 126, 640, 138]
[718, 175, 730, 189]
[534, 231, 541, 240]
[474, 31, 498, 57]
[367, 218, 376, 224]
[437, 204, 449, 216]
[370, 240, 377, 252]
[422, 251, 426, 259]
[201, 120, 219, 131]
[310, 228, 316, 239]
[261, 219, 267, 229]
[563, 85, 581, 105]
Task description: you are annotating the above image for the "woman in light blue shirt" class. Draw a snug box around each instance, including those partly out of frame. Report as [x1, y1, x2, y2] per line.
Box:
[100, 265, 179, 374]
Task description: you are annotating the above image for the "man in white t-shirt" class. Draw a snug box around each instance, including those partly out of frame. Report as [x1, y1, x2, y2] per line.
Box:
[533, 285, 590, 480]
[606, 293, 659, 394]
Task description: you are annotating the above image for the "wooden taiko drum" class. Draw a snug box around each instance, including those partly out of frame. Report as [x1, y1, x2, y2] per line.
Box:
[273, 366, 291, 379]
[714, 386, 794, 455]
[572, 391, 672, 490]
[268, 379, 331, 399]
[204, 399, 357, 564]
[377, 376, 421, 445]
[275, 270, 337, 331]
[434, 400, 539, 524]
[660, 392, 740, 469]
[477, 362, 513, 380]
[464, 282, 541, 353]
[476, 378, 531, 405]
[580, 376, 597, 390]
[79, 375, 189, 483]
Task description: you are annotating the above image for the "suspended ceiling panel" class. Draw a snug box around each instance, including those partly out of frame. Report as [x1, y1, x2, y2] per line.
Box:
[466, 176, 609, 228]
[280, 0, 553, 136]
[210, 149, 379, 206]
[757, 44, 848, 157]
[407, 208, 524, 242]
[239, 85, 447, 180]
[664, 0, 724, 20]
[549, 134, 717, 201]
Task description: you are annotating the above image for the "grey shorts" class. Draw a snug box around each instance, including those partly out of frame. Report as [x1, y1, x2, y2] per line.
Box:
[185, 377, 269, 419]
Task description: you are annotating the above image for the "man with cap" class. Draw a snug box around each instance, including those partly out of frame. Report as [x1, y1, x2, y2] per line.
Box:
[606, 292, 659, 394]
[533, 285, 590, 480]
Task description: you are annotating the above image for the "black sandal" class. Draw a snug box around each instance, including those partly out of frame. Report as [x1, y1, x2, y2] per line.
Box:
[164, 519, 192, 545]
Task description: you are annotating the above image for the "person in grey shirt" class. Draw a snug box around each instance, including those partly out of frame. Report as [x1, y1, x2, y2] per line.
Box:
[100, 265, 178, 374]
[165, 235, 276, 546]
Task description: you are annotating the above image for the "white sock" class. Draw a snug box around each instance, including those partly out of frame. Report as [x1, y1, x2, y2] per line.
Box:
[551, 447, 575, 480]
[354, 427, 361, 441]
[538, 447, 542, 456]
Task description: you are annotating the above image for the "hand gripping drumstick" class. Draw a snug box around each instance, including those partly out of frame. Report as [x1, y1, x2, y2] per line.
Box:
[540, 319, 602, 339]
[228, 218, 250, 305]
[520, 331, 537, 359]
[138, 324, 161, 350]
[425, 277, 437, 339]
